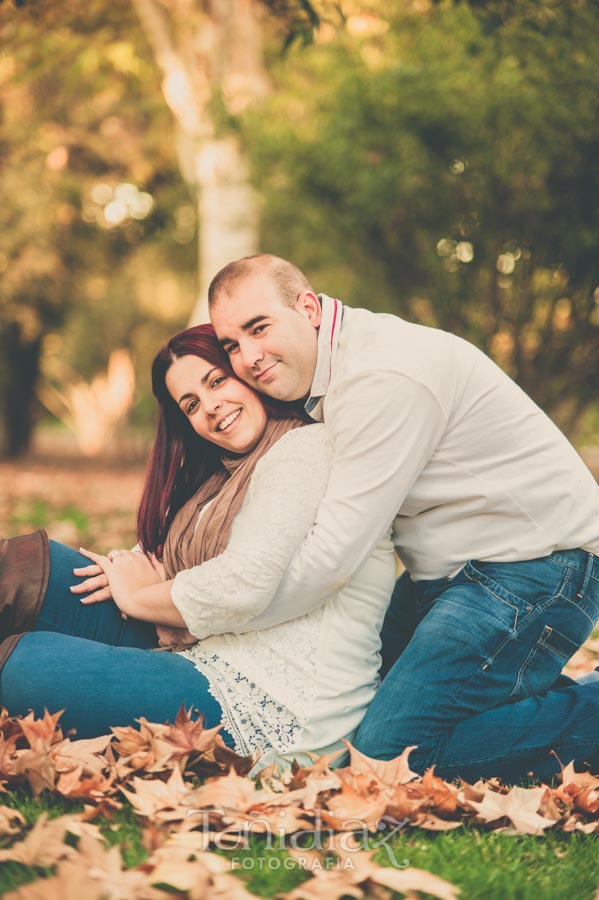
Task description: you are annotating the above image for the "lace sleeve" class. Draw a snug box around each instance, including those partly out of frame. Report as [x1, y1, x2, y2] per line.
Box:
[170, 426, 331, 638]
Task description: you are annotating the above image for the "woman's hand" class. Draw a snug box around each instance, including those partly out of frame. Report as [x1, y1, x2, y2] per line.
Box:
[70, 547, 128, 603]
[77, 548, 162, 608]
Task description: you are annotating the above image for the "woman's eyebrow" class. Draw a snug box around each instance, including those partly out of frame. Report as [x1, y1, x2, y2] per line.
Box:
[177, 367, 220, 405]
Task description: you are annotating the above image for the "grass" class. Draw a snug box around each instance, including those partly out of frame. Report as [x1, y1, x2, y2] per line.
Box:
[1, 787, 599, 899]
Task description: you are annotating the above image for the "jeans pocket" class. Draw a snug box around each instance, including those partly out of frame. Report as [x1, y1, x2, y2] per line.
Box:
[510, 624, 581, 700]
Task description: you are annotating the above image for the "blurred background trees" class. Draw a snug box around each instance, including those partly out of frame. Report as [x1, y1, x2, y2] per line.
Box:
[0, 0, 597, 457]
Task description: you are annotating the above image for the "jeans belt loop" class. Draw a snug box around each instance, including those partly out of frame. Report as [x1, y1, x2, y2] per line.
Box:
[577, 551, 594, 600]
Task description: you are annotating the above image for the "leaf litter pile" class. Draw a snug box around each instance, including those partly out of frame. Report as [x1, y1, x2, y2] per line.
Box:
[1, 707, 599, 899]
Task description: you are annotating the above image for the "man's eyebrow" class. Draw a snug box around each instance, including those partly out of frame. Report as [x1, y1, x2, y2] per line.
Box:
[219, 315, 268, 348]
[177, 367, 219, 406]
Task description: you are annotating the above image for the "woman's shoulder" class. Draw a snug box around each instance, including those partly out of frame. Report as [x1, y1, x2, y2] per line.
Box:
[252, 423, 331, 483]
[265, 423, 330, 462]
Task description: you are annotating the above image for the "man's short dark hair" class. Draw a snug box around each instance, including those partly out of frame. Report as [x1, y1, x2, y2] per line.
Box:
[208, 254, 313, 308]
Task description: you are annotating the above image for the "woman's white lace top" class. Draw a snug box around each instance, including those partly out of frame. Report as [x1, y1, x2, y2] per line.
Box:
[172, 426, 396, 765]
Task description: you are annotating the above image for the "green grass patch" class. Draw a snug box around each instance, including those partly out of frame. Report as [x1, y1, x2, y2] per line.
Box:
[2, 789, 599, 899]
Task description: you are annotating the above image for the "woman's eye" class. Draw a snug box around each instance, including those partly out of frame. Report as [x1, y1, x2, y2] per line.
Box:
[186, 399, 198, 415]
[212, 375, 227, 388]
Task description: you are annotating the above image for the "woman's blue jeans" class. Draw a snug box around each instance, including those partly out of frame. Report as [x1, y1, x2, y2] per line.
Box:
[0, 541, 232, 743]
[355, 549, 599, 782]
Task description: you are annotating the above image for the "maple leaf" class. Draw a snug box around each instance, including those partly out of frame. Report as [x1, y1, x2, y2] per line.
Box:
[161, 704, 223, 762]
[51, 733, 113, 777]
[321, 770, 388, 832]
[111, 719, 174, 775]
[0, 813, 74, 867]
[17, 708, 65, 749]
[11, 747, 57, 797]
[344, 741, 419, 795]
[465, 785, 556, 834]
[0, 804, 26, 836]
[55, 763, 116, 800]
[209, 732, 255, 777]
[324, 838, 459, 900]
[188, 767, 258, 813]
[411, 812, 463, 831]
[421, 767, 460, 815]
[119, 765, 193, 820]
[0, 732, 20, 781]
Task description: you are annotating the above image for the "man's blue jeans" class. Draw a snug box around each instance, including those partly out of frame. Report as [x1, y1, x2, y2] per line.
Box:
[0, 541, 232, 742]
[355, 549, 599, 782]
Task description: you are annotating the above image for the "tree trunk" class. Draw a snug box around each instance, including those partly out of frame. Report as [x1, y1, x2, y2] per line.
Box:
[130, 0, 269, 325]
[1, 323, 42, 458]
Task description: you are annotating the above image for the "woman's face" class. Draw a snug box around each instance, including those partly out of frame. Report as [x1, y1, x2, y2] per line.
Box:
[165, 354, 269, 454]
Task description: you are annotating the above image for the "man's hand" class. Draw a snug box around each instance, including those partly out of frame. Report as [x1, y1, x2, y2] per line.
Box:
[156, 624, 197, 649]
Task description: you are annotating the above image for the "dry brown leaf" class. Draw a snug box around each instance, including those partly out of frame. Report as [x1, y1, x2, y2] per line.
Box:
[370, 863, 459, 900]
[0, 813, 74, 867]
[111, 719, 175, 775]
[344, 741, 419, 794]
[55, 763, 115, 799]
[119, 765, 193, 820]
[421, 767, 460, 815]
[0, 804, 26, 836]
[410, 812, 463, 831]
[321, 772, 387, 832]
[465, 785, 556, 834]
[3, 863, 106, 900]
[284, 869, 364, 900]
[17, 708, 64, 749]
[11, 748, 57, 797]
[188, 766, 258, 812]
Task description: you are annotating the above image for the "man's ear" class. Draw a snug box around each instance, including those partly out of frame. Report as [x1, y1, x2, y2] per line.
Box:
[295, 291, 322, 328]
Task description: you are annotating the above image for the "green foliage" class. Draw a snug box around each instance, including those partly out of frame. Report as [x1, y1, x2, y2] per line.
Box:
[247, 0, 599, 436]
[0, 0, 195, 454]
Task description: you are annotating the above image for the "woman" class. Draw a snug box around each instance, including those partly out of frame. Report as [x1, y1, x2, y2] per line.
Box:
[0, 326, 395, 768]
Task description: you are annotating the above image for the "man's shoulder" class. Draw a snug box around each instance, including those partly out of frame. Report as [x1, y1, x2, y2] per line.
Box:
[336, 305, 470, 381]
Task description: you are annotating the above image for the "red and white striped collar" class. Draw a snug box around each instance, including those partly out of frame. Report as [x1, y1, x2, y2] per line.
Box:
[305, 295, 343, 418]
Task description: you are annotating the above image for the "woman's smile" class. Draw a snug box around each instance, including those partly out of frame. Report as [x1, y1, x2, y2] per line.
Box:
[165, 354, 268, 454]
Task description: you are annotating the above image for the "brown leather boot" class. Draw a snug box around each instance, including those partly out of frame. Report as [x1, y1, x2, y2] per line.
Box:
[0, 530, 50, 642]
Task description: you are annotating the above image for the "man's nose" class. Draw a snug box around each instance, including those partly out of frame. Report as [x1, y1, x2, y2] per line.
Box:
[239, 341, 263, 371]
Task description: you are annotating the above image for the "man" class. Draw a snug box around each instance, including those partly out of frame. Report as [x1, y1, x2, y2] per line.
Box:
[208, 252, 599, 782]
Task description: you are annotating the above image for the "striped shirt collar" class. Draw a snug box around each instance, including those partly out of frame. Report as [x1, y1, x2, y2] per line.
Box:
[305, 294, 343, 418]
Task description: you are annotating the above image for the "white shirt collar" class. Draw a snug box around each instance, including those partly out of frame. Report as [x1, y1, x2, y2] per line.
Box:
[305, 294, 344, 417]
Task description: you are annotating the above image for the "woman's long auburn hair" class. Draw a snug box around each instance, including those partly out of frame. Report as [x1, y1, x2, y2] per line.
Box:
[136, 323, 307, 556]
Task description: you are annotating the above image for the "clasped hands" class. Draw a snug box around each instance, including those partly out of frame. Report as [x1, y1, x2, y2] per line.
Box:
[71, 547, 166, 605]
[70, 548, 196, 649]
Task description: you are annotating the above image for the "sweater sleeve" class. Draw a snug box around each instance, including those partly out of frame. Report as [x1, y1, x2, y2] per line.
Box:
[223, 371, 447, 633]
[170, 426, 331, 638]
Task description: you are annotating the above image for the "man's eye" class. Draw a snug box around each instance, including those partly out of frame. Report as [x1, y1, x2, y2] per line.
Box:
[253, 325, 267, 335]
[225, 343, 239, 355]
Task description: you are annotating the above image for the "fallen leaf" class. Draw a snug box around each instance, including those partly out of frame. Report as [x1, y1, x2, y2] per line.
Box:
[0, 813, 74, 867]
[0, 804, 26, 836]
[344, 742, 419, 794]
[465, 785, 556, 834]
[119, 766, 193, 820]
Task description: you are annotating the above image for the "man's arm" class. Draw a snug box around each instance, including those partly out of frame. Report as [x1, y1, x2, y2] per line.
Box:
[218, 371, 447, 634]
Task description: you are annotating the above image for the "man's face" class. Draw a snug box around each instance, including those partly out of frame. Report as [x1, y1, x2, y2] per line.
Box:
[210, 274, 321, 401]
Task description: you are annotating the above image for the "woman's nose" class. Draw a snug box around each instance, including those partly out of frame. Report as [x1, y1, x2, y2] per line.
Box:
[205, 396, 222, 415]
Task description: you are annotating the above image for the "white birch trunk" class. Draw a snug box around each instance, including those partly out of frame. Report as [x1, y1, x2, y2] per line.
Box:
[130, 0, 268, 325]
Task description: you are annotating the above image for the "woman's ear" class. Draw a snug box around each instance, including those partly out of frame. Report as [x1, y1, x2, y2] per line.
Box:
[295, 291, 322, 328]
